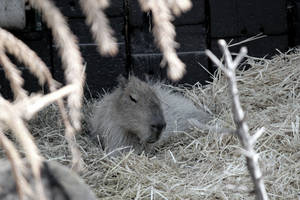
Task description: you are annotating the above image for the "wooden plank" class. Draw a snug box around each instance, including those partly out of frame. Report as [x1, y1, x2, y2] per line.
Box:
[210, 0, 287, 37]
[52, 44, 126, 98]
[130, 24, 206, 53]
[132, 51, 209, 85]
[52, 0, 124, 18]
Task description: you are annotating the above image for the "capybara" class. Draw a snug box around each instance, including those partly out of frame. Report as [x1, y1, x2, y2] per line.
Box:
[89, 75, 212, 155]
[89, 75, 166, 155]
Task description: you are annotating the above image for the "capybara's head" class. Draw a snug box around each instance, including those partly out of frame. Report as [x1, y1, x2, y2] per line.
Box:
[115, 75, 166, 144]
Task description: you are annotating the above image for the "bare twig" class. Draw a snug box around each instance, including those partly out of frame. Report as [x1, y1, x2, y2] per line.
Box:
[206, 39, 268, 200]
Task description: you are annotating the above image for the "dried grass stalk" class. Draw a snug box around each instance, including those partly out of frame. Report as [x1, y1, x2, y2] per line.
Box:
[166, 0, 192, 16]
[206, 39, 268, 200]
[28, 0, 85, 132]
[0, 28, 47, 200]
[0, 28, 52, 87]
[79, 0, 118, 56]
[0, 50, 27, 101]
[0, 26, 83, 170]
[0, 0, 89, 198]
[64, 125, 84, 170]
[27, 0, 85, 169]
[0, 96, 46, 200]
[0, 28, 60, 96]
[14, 85, 77, 120]
[0, 129, 33, 200]
[138, 0, 192, 81]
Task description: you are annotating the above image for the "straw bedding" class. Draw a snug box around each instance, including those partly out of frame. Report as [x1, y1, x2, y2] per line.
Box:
[2, 49, 300, 199]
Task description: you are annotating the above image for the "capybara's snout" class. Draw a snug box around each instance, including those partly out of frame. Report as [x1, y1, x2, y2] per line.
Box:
[147, 117, 166, 143]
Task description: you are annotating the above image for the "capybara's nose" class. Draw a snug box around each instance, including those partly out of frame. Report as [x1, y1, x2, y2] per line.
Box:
[147, 122, 166, 143]
[151, 122, 166, 134]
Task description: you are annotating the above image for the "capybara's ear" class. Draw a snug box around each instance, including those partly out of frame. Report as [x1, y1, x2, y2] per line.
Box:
[117, 74, 128, 89]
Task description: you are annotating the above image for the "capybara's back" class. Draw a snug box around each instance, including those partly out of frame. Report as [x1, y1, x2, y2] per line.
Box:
[89, 76, 166, 155]
[151, 82, 212, 144]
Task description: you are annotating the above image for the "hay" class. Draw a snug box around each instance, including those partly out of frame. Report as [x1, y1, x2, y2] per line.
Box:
[2, 49, 300, 199]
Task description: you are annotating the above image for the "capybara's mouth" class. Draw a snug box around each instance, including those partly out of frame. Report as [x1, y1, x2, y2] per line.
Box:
[146, 137, 158, 144]
[146, 139, 157, 144]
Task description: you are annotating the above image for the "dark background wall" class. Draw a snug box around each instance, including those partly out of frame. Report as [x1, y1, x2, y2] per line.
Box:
[1, 0, 299, 99]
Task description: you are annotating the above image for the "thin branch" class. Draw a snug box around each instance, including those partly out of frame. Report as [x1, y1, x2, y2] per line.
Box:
[205, 49, 228, 75]
[218, 40, 234, 70]
[206, 39, 268, 200]
[250, 127, 265, 147]
[233, 47, 247, 68]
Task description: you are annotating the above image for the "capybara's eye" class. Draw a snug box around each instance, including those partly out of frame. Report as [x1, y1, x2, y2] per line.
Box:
[129, 94, 137, 103]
